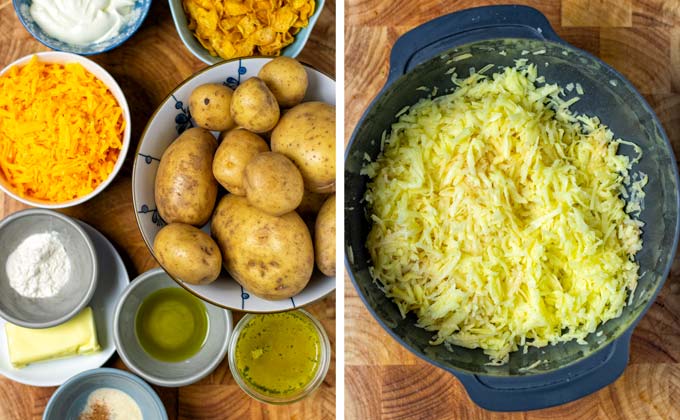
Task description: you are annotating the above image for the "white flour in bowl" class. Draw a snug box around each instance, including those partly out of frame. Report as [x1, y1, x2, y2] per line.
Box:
[5, 231, 71, 298]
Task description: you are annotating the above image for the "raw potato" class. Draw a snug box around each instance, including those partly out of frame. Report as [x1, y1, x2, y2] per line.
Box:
[213, 129, 269, 195]
[297, 190, 329, 216]
[315, 195, 336, 276]
[155, 127, 218, 226]
[258, 57, 308, 108]
[271, 102, 335, 193]
[154, 223, 222, 285]
[189, 83, 235, 131]
[244, 152, 304, 216]
[211, 194, 314, 300]
[230, 77, 280, 133]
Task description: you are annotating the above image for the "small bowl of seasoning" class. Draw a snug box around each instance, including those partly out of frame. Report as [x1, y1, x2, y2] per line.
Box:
[228, 309, 331, 404]
[43, 367, 167, 420]
[0, 209, 98, 328]
[113, 267, 232, 387]
[12, 0, 151, 54]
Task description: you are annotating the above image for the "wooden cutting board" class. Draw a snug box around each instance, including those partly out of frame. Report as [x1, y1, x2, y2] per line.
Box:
[345, 1, 680, 419]
[0, 1, 336, 419]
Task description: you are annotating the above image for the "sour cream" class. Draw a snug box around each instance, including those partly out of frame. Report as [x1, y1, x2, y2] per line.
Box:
[29, 0, 135, 45]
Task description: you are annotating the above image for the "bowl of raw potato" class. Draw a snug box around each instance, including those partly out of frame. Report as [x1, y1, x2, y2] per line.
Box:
[132, 57, 336, 312]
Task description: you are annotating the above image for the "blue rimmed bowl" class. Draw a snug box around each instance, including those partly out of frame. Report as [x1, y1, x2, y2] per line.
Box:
[132, 57, 336, 313]
[43, 368, 168, 420]
[168, 0, 325, 65]
[12, 0, 151, 54]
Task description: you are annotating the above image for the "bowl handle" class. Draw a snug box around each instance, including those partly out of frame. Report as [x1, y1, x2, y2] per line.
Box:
[450, 329, 633, 411]
[388, 5, 562, 85]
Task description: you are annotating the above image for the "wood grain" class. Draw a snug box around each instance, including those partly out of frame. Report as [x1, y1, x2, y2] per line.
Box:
[345, 0, 680, 418]
[0, 0, 336, 419]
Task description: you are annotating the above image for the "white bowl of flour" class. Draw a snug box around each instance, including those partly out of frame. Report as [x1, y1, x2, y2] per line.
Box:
[0, 209, 97, 328]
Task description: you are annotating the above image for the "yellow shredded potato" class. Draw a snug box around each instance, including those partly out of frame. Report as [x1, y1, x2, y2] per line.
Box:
[363, 62, 645, 363]
[0, 56, 124, 203]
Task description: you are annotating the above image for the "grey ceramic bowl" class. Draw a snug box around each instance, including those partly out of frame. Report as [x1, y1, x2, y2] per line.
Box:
[113, 268, 232, 387]
[0, 209, 98, 328]
[43, 368, 167, 420]
[168, 0, 325, 65]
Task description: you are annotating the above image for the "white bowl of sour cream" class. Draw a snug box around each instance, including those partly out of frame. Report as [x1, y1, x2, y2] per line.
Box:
[12, 0, 151, 54]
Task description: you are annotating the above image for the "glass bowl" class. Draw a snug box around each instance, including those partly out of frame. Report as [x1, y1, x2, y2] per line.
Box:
[227, 309, 330, 404]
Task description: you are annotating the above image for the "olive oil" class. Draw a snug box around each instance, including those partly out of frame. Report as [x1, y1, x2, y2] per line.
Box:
[234, 311, 321, 397]
[135, 287, 208, 362]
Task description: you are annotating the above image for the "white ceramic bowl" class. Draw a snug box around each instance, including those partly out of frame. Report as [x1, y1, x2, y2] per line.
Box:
[132, 57, 335, 312]
[0, 52, 131, 209]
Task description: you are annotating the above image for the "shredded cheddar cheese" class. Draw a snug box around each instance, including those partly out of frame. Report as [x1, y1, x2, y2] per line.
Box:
[363, 62, 645, 363]
[0, 56, 124, 203]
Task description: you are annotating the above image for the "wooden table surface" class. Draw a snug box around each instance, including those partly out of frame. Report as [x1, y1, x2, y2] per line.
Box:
[345, 1, 680, 419]
[0, 1, 336, 419]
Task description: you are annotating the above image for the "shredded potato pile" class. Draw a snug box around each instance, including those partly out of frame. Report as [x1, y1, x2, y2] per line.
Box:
[0, 56, 124, 203]
[363, 62, 646, 363]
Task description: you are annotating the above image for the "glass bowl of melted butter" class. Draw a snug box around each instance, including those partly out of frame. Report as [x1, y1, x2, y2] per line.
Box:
[13, 0, 151, 54]
[228, 309, 331, 404]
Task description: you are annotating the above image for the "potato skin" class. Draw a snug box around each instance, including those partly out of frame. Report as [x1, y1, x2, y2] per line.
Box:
[258, 57, 308, 108]
[211, 195, 314, 300]
[189, 83, 235, 131]
[271, 102, 335, 193]
[154, 127, 218, 226]
[154, 223, 222, 285]
[244, 152, 304, 216]
[230, 78, 280, 133]
[213, 129, 269, 195]
[315, 195, 336, 276]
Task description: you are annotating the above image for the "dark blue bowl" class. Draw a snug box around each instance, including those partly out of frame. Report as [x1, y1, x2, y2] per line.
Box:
[345, 5, 680, 411]
[12, 0, 151, 55]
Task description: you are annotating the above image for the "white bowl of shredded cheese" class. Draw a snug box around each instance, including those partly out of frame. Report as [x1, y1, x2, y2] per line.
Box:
[0, 52, 131, 209]
[0, 209, 98, 328]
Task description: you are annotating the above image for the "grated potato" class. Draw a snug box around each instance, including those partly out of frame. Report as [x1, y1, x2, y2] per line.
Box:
[362, 62, 645, 363]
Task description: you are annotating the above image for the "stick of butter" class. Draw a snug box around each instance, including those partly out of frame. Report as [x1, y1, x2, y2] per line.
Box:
[5, 306, 101, 368]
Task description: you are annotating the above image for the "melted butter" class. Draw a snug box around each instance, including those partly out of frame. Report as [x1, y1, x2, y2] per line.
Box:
[235, 312, 321, 397]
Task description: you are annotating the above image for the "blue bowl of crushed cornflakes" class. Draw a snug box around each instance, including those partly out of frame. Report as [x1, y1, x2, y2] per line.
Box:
[169, 0, 325, 64]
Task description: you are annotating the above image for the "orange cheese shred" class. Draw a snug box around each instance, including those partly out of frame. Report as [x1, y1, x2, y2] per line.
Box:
[0, 56, 124, 203]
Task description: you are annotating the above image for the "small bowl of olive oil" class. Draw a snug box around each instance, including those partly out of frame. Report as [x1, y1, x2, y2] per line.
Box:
[113, 268, 232, 387]
[228, 309, 331, 404]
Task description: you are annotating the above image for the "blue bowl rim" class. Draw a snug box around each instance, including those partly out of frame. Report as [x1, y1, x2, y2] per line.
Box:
[42, 367, 168, 420]
[12, 0, 152, 55]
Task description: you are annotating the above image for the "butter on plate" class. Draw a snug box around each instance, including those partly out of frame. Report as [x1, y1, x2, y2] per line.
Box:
[5, 306, 101, 368]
